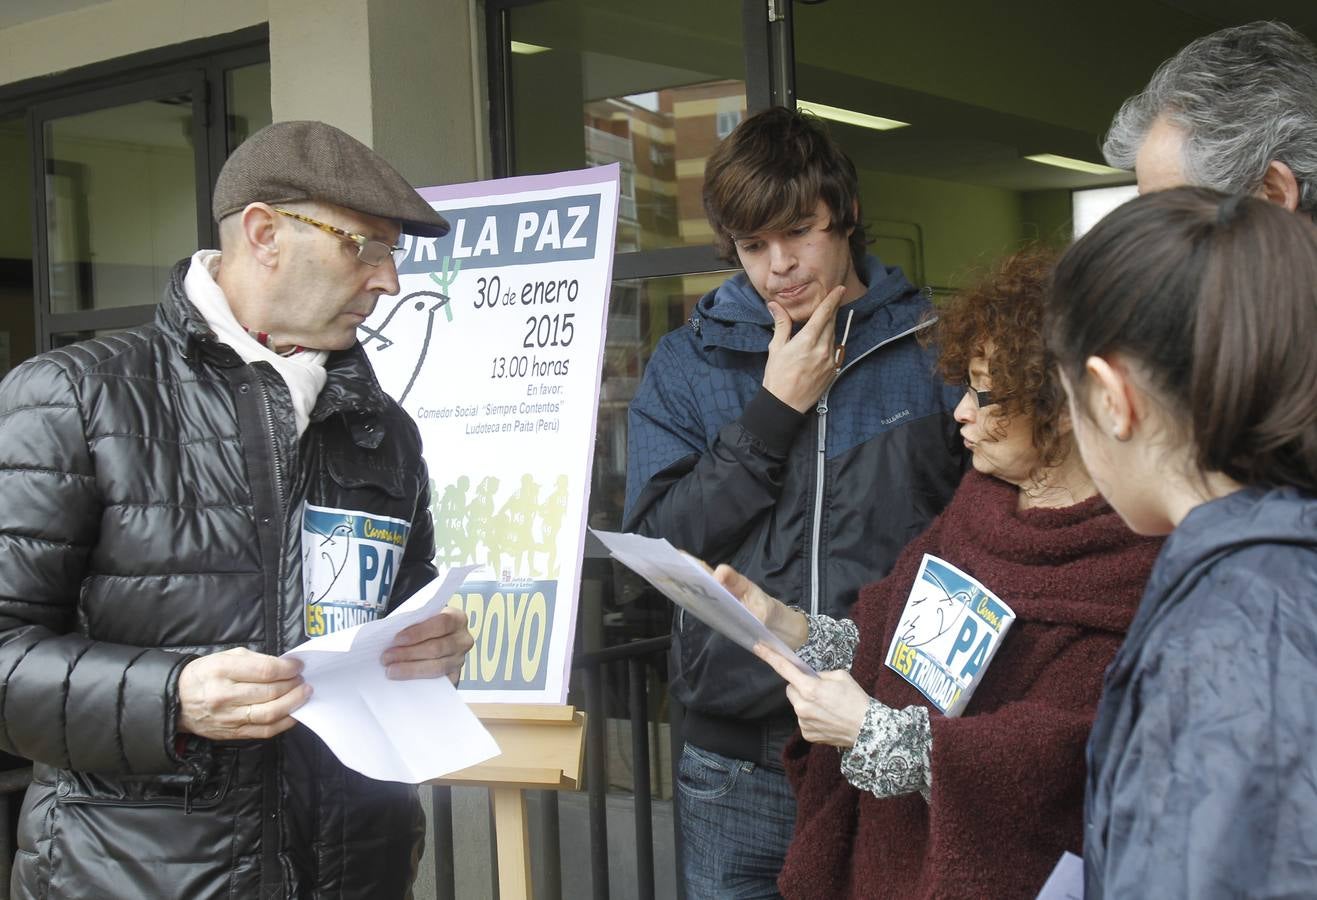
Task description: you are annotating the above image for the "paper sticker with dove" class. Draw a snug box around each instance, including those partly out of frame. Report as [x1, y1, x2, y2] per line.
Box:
[301, 503, 412, 637]
[884, 554, 1016, 717]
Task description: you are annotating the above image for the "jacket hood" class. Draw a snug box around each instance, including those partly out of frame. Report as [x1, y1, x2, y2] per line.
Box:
[694, 256, 928, 354]
[1153, 486, 1317, 593]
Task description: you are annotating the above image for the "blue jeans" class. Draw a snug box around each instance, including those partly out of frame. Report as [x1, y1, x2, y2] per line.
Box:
[677, 743, 796, 899]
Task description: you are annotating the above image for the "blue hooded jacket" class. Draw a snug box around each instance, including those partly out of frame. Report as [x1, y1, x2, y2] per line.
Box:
[624, 257, 964, 764]
[1085, 485, 1317, 897]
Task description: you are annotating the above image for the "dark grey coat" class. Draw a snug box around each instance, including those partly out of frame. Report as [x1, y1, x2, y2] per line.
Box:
[0, 261, 438, 899]
[1085, 485, 1317, 898]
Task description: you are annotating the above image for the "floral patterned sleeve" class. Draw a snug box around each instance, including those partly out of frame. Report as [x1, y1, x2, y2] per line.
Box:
[796, 614, 934, 800]
[796, 613, 859, 672]
[840, 699, 932, 800]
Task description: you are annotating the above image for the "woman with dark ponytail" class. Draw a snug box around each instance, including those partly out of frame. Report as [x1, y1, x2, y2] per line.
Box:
[1047, 186, 1317, 898]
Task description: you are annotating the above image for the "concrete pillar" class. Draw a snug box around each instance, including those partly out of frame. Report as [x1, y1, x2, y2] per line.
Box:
[269, 0, 484, 188]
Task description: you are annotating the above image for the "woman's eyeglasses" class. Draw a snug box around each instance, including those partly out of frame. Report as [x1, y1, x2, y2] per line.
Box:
[964, 383, 1003, 409]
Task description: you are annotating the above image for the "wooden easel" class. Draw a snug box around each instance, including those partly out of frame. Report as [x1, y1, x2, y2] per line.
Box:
[432, 704, 587, 900]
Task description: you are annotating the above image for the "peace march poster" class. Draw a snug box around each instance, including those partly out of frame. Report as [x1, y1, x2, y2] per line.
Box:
[358, 164, 619, 704]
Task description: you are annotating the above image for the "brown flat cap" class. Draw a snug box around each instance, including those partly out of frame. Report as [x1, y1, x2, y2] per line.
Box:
[212, 120, 449, 237]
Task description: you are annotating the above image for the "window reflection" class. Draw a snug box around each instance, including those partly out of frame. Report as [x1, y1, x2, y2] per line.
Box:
[226, 62, 272, 151]
[44, 96, 198, 313]
[511, 0, 745, 252]
[0, 116, 35, 379]
[574, 271, 731, 802]
[792, 2, 1146, 292]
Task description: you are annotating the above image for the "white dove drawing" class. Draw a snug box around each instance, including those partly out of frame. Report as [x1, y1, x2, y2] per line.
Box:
[306, 522, 353, 603]
[357, 290, 450, 405]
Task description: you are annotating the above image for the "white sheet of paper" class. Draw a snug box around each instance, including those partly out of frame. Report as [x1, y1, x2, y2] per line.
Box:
[1035, 851, 1084, 900]
[284, 565, 501, 783]
[591, 529, 816, 677]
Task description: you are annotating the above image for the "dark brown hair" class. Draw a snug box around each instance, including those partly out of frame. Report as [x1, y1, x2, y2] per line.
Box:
[1048, 186, 1317, 493]
[932, 245, 1070, 469]
[702, 107, 867, 275]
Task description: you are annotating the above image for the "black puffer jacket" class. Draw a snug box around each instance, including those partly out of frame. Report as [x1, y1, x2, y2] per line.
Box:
[0, 260, 437, 899]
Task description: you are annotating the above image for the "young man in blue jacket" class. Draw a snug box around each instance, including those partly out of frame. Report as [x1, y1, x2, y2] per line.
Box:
[624, 106, 965, 897]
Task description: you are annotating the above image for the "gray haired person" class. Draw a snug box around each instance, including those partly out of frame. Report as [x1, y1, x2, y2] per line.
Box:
[1104, 20, 1317, 219]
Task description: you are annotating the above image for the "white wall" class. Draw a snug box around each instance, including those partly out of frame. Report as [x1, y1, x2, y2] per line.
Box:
[0, 0, 268, 85]
[367, 0, 488, 187]
[267, 0, 375, 143]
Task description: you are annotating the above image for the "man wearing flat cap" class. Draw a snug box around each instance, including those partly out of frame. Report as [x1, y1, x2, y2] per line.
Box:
[0, 120, 470, 899]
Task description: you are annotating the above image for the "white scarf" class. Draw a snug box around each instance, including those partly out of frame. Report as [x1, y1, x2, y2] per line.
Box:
[183, 250, 329, 436]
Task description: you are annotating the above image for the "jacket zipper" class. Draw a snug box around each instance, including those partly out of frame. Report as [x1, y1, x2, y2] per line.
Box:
[808, 318, 936, 615]
[255, 373, 290, 658]
[257, 378, 288, 529]
[254, 372, 288, 898]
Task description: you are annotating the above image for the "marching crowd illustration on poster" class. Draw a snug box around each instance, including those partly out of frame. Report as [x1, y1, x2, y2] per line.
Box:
[358, 164, 620, 703]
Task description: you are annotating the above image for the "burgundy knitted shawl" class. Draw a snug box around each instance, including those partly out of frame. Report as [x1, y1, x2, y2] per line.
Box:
[778, 471, 1163, 900]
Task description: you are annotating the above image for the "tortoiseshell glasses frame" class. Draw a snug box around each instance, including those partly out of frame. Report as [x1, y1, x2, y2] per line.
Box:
[273, 207, 405, 267]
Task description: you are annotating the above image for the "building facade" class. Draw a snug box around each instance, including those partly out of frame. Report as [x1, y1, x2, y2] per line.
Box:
[2, 1, 1314, 897]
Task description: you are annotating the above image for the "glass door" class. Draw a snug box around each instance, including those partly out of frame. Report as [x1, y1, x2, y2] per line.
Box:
[0, 115, 34, 380]
[33, 71, 209, 347]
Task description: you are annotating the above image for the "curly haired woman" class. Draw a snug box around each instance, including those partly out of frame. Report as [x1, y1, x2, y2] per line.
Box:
[719, 246, 1163, 898]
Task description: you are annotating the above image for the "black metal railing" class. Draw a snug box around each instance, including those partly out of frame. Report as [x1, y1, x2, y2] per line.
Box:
[576, 635, 674, 900]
